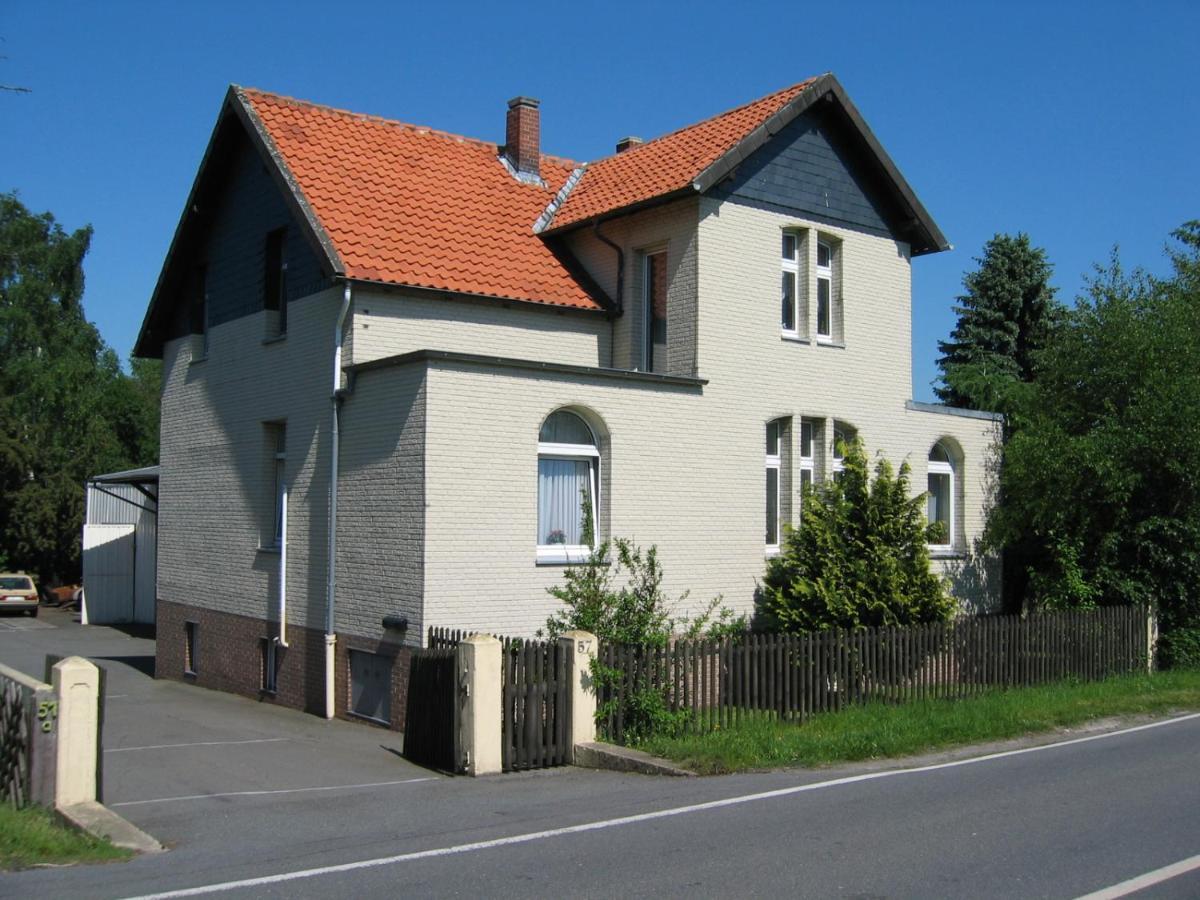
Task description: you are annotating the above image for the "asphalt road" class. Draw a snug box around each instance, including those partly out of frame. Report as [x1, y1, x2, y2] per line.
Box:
[2, 608, 1198, 899]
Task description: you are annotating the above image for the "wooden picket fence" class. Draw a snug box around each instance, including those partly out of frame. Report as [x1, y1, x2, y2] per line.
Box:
[424, 627, 569, 773]
[597, 606, 1152, 744]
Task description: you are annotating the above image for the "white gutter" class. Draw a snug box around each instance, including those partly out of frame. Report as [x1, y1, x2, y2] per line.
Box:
[325, 281, 352, 719]
[277, 486, 289, 647]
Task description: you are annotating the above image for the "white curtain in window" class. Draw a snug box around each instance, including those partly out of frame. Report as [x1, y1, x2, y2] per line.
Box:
[538, 458, 592, 545]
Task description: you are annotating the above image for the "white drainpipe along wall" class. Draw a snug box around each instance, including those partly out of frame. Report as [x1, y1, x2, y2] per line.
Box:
[325, 281, 352, 719]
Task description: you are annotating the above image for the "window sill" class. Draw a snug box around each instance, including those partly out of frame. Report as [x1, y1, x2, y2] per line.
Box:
[256, 545, 282, 555]
[780, 332, 810, 344]
[262, 334, 287, 346]
[815, 338, 846, 349]
[348, 711, 391, 727]
[765, 546, 781, 559]
[928, 548, 965, 560]
[189, 356, 208, 367]
[536, 545, 595, 566]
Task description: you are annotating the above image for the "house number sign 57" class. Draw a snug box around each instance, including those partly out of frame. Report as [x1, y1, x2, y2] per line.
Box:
[37, 700, 58, 732]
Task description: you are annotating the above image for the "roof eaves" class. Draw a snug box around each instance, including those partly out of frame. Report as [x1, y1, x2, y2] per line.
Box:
[541, 184, 698, 236]
[133, 88, 238, 358]
[343, 275, 610, 315]
[694, 74, 949, 255]
[231, 87, 346, 277]
[692, 75, 827, 193]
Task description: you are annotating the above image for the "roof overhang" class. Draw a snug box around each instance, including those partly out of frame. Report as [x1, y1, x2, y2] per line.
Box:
[544, 74, 949, 255]
[133, 86, 344, 359]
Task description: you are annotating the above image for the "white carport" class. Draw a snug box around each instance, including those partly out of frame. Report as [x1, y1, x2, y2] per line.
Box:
[82, 465, 159, 626]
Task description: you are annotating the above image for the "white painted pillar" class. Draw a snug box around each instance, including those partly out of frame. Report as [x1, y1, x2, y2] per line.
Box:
[459, 634, 502, 776]
[560, 630, 598, 758]
[52, 657, 100, 808]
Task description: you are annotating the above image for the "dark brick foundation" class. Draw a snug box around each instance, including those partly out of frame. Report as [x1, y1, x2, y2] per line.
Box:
[156, 599, 413, 731]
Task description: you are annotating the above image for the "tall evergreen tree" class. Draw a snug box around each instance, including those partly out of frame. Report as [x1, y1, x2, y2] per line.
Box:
[935, 233, 1059, 411]
[0, 192, 160, 582]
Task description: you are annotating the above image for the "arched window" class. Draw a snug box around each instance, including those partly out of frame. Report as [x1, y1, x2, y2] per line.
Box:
[927, 441, 955, 551]
[537, 410, 600, 563]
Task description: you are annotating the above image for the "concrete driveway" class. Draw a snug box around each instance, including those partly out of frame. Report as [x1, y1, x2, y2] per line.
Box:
[0, 605, 438, 849]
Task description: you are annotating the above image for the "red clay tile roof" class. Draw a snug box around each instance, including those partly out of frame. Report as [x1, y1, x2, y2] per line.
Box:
[545, 79, 819, 231]
[240, 88, 603, 311]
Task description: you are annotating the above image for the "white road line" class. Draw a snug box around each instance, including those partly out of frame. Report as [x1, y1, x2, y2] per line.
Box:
[106, 738, 289, 753]
[111, 777, 435, 807]
[122, 712, 1200, 900]
[1075, 853, 1200, 899]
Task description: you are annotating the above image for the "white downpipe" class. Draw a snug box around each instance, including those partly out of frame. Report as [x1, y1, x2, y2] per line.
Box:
[325, 282, 352, 719]
[277, 487, 289, 647]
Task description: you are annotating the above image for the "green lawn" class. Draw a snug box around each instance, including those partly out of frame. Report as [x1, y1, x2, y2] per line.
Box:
[638, 669, 1200, 774]
[0, 804, 132, 870]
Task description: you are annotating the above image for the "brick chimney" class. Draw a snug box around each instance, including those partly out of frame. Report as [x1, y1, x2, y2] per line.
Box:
[504, 96, 541, 183]
[615, 136, 644, 154]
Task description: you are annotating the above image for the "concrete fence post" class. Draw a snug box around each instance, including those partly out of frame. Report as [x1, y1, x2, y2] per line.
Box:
[560, 630, 598, 760]
[458, 634, 501, 776]
[1147, 606, 1159, 674]
[51, 657, 100, 808]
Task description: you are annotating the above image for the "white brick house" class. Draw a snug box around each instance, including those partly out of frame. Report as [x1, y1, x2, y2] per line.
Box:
[136, 73, 1000, 728]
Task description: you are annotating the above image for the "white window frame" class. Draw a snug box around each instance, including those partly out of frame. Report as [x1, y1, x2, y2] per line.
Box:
[781, 232, 800, 337]
[816, 240, 833, 343]
[927, 443, 955, 553]
[798, 418, 815, 506]
[536, 431, 601, 565]
[765, 421, 782, 555]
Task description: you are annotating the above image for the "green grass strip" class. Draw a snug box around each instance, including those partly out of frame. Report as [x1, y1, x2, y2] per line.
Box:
[639, 670, 1200, 775]
[0, 804, 132, 870]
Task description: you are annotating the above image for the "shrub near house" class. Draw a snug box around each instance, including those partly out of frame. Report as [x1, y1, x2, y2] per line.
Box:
[759, 438, 954, 633]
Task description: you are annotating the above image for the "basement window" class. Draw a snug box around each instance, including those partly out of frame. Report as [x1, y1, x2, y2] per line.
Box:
[260, 638, 279, 694]
[184, 621, 198, 676]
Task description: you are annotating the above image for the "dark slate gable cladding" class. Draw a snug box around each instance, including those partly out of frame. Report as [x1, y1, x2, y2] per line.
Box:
[165, 133, 324, 341]
[712, 106, 903, 240]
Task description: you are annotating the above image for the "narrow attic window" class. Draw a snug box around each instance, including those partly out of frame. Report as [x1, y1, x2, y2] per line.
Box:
[190, 264, 209, 360]
[264, 228, 288, 336]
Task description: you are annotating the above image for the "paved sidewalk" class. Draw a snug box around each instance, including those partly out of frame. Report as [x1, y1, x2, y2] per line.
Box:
[0, 606, 436, 848]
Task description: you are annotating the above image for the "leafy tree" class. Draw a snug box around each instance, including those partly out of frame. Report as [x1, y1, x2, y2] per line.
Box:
[988, 223, 1200, 666]
[0, 192, 160, 584]
[935, 233, 1060, 413]
[758, 438, 953, 632]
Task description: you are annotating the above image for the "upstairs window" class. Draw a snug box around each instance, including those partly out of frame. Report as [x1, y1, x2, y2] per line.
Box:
[927, 441, 955, 551]
[537, 410, 600, 563]
[644, 250, 668, 373]
[264, 228, 289, 335]
[781, 233, 799, 335]
[816, 240, 833, 342]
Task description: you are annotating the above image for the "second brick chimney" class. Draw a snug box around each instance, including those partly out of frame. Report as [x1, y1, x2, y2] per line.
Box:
[504, 96, 541, 183]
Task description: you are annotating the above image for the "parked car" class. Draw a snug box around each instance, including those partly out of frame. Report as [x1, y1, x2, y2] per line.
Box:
[0, 573, 40, 617]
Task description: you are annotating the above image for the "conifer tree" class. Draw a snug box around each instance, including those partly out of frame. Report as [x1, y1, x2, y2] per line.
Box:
[935, 233, 1059, 410]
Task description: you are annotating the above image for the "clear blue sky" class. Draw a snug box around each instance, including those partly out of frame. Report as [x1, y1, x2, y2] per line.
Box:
[3, 1, 1197, 400]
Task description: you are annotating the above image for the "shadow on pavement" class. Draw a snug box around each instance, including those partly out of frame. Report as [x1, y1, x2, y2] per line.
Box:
[94, 655, 156, 678]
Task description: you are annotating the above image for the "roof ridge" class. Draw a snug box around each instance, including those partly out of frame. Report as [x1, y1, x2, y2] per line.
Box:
[588, 76, 821, 162]
[236, 86, 580, 168]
